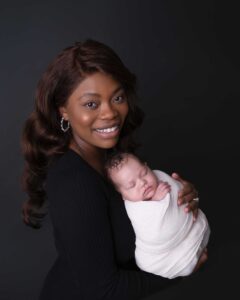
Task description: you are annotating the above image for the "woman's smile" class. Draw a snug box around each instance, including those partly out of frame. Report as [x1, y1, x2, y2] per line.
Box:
[94, 123, 120, 138]
[60, 72, 129, 150]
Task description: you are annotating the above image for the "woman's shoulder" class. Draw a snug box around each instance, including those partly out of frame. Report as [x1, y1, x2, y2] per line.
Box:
[46, 149, 109, 191]
[46, 149, 112, 207]
[48, 149, 84, 174]
[47, 150, 97, 184]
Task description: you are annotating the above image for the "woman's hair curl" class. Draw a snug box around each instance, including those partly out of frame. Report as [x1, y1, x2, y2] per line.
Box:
[21, 39, 144, 228]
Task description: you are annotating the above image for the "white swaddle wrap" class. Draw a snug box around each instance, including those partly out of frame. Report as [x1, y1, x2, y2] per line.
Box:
[124, 170, 210, 279]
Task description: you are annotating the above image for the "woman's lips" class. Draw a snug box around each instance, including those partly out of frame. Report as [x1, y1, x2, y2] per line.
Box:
[94, 125, 120, 139]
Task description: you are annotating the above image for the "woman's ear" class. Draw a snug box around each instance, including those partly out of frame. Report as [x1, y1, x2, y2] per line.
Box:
[59, 106, 69, 120]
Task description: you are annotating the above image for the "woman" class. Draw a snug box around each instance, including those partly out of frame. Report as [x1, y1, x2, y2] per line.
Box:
[21, 40, 205, 300]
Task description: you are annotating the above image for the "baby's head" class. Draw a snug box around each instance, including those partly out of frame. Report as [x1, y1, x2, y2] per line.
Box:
[106, 153, 158, 201]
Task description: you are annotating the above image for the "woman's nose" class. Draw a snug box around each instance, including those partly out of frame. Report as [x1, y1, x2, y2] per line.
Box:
[100, 103, 118, 119]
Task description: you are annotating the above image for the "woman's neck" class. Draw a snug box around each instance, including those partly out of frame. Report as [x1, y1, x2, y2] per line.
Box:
[70, 140, 106, 176]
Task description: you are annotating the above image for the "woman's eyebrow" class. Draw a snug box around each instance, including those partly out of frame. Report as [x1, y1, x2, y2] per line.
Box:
[78, 86, 124, 100]
[78, 92, 100, 100]
[111, 86, 124, 96]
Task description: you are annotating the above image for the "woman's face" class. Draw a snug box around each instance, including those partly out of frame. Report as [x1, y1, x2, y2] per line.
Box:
[60, 72, 129, 151]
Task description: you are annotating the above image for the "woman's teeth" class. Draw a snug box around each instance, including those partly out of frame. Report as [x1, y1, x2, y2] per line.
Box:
[96, 126, 118, 133]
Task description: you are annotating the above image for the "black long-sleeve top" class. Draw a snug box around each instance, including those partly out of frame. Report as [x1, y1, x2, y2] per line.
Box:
[39, 149, 179, 300]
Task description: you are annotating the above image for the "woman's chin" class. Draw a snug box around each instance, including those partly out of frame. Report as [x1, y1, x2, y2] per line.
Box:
[96, 138, 119, 149]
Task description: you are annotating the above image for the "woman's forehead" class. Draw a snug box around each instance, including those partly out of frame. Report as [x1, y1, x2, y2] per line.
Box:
[71, 72, 121, 97]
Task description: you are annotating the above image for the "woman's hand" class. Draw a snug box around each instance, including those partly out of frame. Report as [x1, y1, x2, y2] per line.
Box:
[193, 248, 208, 273]
[172, 172, 199, 221]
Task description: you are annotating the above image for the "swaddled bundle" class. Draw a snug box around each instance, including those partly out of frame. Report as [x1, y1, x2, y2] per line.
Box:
[124, 170, 210, 279]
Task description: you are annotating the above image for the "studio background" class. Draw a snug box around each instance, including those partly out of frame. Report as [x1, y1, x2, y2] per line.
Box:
[0, 1, 239, 299]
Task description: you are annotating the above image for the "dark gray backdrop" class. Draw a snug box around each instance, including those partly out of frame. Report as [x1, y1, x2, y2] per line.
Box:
[1, 1, 239, 299]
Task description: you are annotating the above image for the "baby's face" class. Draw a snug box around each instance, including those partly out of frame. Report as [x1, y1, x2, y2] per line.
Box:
[110, 156, 158, 201]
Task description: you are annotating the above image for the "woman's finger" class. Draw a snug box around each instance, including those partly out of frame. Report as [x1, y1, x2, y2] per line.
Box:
[172, 172, 189, 185]
[172, 172, 196, 198]
[172, 172, 199, 219]
[180, 189, 198, 204]
[184, 197, 198, 211]
[193, 248, 208, 273]
[184, 199, 199, 221]
[171, 172, 188, 186]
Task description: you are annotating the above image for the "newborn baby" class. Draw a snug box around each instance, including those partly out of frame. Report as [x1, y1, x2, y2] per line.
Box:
[106, 153, 210, 279]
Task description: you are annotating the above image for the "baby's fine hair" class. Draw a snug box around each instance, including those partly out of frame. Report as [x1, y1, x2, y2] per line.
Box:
[105, 152, 144, 173]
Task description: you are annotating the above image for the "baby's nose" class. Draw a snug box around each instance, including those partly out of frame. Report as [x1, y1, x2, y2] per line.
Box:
[140, 178, 147, 186]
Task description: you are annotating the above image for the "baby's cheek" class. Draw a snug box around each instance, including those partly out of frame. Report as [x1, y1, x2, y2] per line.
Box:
[152, 179, 158, 189]
[134, 190, 144, 201]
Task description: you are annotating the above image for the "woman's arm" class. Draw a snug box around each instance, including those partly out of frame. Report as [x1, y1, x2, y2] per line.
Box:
[48, 167, 179, 300]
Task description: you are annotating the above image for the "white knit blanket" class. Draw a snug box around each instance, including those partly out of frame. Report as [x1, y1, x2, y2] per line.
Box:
[124, 170, 210, 279]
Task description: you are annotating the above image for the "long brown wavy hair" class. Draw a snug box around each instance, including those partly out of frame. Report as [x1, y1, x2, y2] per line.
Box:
[21, 39, 144, 228]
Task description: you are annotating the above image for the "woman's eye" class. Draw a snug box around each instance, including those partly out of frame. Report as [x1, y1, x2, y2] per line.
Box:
[84, 101, 98, 109]
[113, 94, 126, 103]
